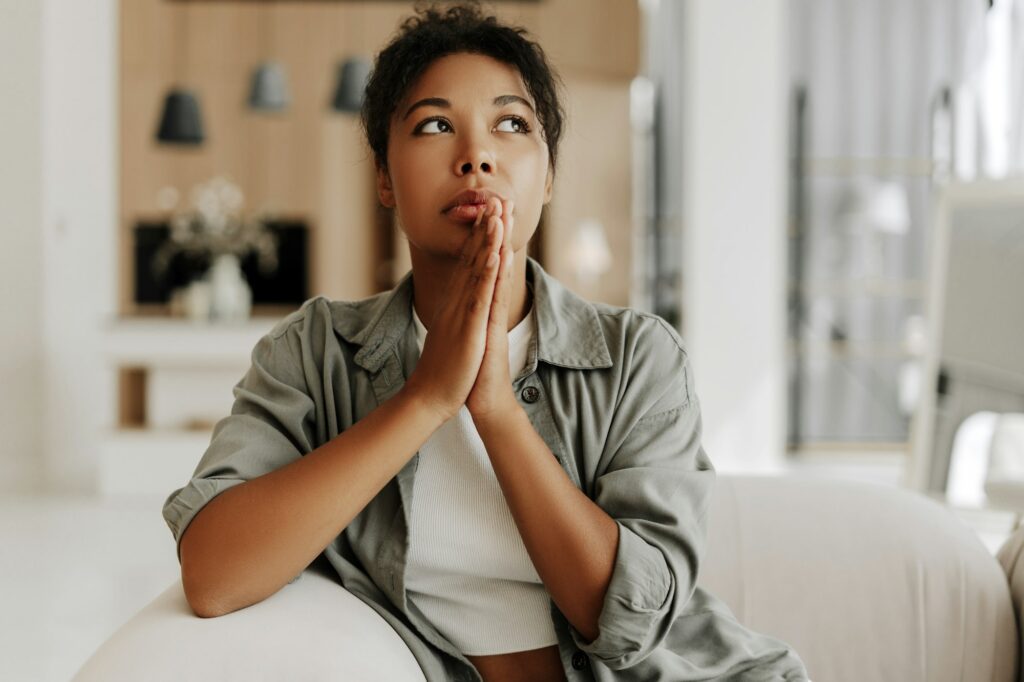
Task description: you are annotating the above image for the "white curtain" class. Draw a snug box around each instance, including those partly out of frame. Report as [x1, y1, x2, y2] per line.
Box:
[787, 0, 991, 443]
[970, 0, 1024, 178]
[1013, 0, 1024, 172]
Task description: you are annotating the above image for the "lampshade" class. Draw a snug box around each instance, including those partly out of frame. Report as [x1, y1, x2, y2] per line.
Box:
[249, 61, 290, 111]
[156, 88, 205, 145]
[568, 219, 612, 287]
[331, 57, 370, 113]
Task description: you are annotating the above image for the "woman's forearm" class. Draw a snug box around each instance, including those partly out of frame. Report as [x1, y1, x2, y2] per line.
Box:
[179, 386, 444, 618]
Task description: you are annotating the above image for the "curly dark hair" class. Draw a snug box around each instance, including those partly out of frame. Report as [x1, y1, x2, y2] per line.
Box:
[360, 1, 566, 176]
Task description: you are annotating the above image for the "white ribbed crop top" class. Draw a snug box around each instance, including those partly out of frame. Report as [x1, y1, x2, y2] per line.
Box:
[404, 297, 559, 656]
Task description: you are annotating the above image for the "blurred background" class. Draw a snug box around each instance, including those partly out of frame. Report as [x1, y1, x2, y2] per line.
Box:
[2, 0, 1024, 679]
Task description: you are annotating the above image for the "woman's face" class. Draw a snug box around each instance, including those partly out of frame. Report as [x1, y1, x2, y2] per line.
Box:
[376, 52, 553, 260]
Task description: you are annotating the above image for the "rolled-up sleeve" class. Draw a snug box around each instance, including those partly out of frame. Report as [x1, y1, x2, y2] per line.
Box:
[569, 314, 715, 670]
[161, 317, 318, 566]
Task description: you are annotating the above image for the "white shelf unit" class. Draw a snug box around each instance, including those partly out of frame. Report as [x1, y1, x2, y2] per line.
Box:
[99, 317, 279, 496]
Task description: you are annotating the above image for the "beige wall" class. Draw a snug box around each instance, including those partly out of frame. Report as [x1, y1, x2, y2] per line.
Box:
[119, 0, 639, 314]
[0, 0, 44, 492]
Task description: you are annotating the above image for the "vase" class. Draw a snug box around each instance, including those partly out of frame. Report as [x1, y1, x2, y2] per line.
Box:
[207, 253, 252, 322]
[182, 280, 212, 323]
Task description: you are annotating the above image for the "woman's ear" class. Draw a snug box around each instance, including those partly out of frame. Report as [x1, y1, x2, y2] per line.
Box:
[376, 165, 395, 208]
[542, 166, 554, 205]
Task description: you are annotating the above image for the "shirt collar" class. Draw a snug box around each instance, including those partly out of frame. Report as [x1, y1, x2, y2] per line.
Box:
[332, 256, 613, 374]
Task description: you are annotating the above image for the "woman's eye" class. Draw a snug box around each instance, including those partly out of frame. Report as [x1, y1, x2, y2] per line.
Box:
[416, 118, 452, 134]
[495, 116, 530, 134]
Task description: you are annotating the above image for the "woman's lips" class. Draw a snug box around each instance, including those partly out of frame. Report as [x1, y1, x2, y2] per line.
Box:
[444, 202, 489, 222]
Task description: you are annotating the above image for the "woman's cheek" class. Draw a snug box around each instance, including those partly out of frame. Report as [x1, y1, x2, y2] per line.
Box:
[514, 208, 539, 252]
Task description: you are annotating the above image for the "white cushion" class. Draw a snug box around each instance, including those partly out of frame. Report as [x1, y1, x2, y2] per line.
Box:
[72, 561, 425, 682]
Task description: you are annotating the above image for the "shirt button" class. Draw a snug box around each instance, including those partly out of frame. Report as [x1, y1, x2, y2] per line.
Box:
[521, 386, 540, 403]
[571, 651, 589, 670]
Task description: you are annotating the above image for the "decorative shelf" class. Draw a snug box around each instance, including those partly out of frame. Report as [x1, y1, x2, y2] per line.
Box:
[795, 156, 936, 177]
[787, 340, 913, 359]
[100, 316, 280, 368]
[788, 278, 926, 298]
[99, 315, 286, 496]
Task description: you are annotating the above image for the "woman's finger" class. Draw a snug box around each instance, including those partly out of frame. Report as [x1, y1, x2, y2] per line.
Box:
[472, 216, 502, 317]
[444, 198, 503, 329]
[496, 206, 514, 310]
[448, 202, 494, 305]
[471, 205, 501, 276]
[456, 202, 499, 308]
[490, 244, 512, 326]
[504, 199, 514, 249]
[484, 203, 512, 337]
[452, 203, 491, 288]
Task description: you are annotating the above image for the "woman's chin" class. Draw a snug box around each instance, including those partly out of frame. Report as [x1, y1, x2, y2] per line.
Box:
[405, 236, 470, 263]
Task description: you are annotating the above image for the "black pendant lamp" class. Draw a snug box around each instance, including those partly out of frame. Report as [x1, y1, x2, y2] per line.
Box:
[249, 4, 290, 112]
[157, 89, 205, 144]
[331, 8, 369, 114]
[156, 3, 205, 145]
[249, 62, 291, 112]
[331, 57, 370, 113]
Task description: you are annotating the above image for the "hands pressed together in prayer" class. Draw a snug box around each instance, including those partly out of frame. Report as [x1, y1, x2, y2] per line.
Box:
[401, 195, 620, 648]
[404, 196, 521, 426]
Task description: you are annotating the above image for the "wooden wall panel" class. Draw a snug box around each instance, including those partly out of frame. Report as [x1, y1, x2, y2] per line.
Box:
[547, 77, 634, 307]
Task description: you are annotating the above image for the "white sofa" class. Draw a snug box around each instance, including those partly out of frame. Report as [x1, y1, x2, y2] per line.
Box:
[72, 474, 1020, 681]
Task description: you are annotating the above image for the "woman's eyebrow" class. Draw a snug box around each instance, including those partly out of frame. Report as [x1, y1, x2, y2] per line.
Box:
[402, 94, 535, 120]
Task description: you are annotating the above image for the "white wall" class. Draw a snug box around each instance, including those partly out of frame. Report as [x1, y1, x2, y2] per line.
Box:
[681, 0, 789, 474]
[0, 1, 45, 493]
[38, 0, 119, 493]
[0, 0, 118, 495]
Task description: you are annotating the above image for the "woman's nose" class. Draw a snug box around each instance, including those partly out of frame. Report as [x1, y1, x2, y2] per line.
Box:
[454, 141, 495, 176]
[457, 159, 493, 175]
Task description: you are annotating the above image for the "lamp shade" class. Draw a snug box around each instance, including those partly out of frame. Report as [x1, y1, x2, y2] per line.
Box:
[249, 61, 290, 111]
[331, 57, 370, 113]
[156, 88, 205, 145]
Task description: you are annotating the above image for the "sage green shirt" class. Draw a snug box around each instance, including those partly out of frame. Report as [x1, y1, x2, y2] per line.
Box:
[162, 256, 809, 681]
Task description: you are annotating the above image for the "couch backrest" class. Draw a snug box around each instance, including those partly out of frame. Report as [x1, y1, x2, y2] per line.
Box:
[698, 474, 1018, 682]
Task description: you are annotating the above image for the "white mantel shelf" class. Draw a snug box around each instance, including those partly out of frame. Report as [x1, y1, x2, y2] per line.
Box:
[100, 316, 281, 368]
[98, 316, 287, 497]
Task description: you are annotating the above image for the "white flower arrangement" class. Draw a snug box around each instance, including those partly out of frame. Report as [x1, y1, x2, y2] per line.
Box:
[151, 175, 279, 285]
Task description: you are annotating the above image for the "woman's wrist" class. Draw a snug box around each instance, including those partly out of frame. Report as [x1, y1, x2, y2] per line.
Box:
[468, 399, 524, 436]
[398, 380, 454, 428]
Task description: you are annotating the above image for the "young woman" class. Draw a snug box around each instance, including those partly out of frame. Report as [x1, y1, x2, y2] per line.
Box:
[163, 3, 810, 681]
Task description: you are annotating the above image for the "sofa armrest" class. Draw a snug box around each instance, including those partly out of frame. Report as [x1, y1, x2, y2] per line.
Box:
[998, 520, 1024, 682]
[699, 475, 1018, 682]
[72, 561, 425, 682]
